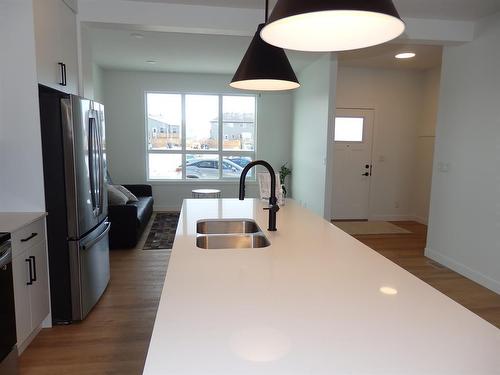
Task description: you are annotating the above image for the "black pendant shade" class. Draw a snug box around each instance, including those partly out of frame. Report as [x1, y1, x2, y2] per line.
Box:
[261, 0, 405, 52]
[230, 24, 300, 91]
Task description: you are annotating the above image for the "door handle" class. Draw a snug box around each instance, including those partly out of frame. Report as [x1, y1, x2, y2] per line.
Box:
[29, 255, 37, 282]
[26, 258, 33, 285]
[362, 172, 370, 176]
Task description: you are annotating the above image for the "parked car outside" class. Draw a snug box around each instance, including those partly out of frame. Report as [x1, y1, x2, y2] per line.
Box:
[226, 156, 252, 168]
[183, 157, 243, 179]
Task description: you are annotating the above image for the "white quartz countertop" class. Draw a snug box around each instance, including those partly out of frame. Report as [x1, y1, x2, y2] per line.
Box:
[143, 199, 500, 375]
[0, 212, 47, 233]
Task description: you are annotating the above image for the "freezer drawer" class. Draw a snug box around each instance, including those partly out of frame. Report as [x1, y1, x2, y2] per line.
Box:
[69, 220, 110, 321]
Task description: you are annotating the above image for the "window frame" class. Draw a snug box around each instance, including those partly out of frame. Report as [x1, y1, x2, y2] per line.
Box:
[145, 91, 257, 182]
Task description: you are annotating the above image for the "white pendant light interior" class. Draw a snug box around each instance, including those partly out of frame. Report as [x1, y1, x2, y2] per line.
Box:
[261, 10, 405, 52]
[230, 79, 300, 91]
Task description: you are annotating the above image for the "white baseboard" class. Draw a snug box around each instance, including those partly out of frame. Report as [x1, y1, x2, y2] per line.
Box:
[425, 247, 500, 294]
[17, 324, 42, 355]
[368, 214, 417, 221]
[42, 312, 52, 328]
[413, 215, 429, 225]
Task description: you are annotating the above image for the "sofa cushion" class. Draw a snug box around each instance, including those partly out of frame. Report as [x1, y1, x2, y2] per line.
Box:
[108, 184, 129, 205]
[114, 185, 139, 202]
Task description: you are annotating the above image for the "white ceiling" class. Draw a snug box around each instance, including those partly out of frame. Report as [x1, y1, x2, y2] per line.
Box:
[120, 0, 500, 21]
[88, 27, 321, 75]
[339, 44, 443, 70]
[87, 0, 473, 74]
[88, 26, 442, 75]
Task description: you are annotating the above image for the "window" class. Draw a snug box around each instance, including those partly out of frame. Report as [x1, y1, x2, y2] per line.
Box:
[146, 93, 256, 180]
[334, 117, 364, 142]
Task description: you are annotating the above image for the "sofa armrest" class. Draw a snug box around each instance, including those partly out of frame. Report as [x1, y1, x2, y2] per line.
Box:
[122, 184, 153, 197]
[108, 204, 139, 249]
[108, 204, 138, 218]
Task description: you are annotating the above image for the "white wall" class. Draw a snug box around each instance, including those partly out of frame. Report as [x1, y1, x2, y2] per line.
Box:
[102, 69, 293, 210]
[80, 24, 104, 103]
[0, 0, 45, 212]
[93, 64, 104, 103]
[80, 23, 94, 99]
[335, 66, 427, 221]
[426, 13, 500, 294]
[414, 66, 441, 223]
[291, 54, 337, 218]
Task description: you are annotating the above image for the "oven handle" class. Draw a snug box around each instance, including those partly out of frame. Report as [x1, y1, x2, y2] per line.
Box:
[0, 248, 11, 268]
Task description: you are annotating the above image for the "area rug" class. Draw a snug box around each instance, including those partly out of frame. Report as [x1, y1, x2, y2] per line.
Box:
[143, 212, 180, 250]
[332, 221, 410, 235]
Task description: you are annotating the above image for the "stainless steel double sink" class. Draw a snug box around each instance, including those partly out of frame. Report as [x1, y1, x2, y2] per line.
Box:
[196, 219, 270, 249]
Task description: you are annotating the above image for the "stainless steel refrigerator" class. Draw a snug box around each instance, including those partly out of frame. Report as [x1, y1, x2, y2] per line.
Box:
[39, 85, 110, 323]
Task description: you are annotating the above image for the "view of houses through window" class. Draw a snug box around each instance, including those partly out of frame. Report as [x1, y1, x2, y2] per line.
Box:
[146, 93, 256, 180]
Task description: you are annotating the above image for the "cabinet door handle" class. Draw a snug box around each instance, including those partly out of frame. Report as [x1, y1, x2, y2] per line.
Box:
[26, 258, 33, 285]
[29, 255, 37, 282]
[21, 232, 38, 242]
[58, 62, 67, 86]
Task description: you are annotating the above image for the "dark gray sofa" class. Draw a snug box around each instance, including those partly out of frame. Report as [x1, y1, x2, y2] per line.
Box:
[108, 184, 154, 249]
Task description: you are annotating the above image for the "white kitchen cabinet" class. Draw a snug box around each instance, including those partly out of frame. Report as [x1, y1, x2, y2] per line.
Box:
[33, 0, 79, 94]
[11, 217, 50, 354]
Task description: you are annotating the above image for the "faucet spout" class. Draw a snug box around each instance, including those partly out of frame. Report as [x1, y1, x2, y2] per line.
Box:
[239, 160, 280, 231]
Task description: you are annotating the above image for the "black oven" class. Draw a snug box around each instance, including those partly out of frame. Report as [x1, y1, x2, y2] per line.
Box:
[0, 233, 18, 374]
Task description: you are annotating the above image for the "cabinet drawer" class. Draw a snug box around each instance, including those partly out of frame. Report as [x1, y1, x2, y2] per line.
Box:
[11, 219, 46, 257]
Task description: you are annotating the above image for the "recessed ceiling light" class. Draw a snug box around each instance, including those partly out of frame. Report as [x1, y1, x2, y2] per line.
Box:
[130, 33, 144, 39]
[395, 52, 416, 59]
[380, 286, 398, 295]
[146, 60, 156, 64]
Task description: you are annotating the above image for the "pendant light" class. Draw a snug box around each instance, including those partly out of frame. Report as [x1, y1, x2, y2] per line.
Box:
[260, 0, 405, 52]
[230, 0, 300, 91]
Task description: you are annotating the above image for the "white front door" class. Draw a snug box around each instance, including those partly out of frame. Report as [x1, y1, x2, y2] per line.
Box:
[332, 109, 375, 220]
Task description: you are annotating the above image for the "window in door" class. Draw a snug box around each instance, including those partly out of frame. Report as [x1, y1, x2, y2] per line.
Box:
[334, 117, 364, 142]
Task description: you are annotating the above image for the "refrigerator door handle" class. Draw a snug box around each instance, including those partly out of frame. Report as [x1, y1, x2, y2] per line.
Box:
[82, 222, 111, 251]
[95, 115, 105, 216]
[88, 113, 100, 217]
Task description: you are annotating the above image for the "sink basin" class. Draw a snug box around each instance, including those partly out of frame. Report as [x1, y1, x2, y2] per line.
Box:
[197, 219, 261, 234]
[196, 234, 270, 249]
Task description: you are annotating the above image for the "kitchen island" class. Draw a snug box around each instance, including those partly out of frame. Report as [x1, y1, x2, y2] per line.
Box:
[143, 199, 500, 374]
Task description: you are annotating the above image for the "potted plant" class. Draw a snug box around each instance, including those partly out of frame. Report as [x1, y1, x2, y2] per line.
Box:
[279, 162, 292, 199]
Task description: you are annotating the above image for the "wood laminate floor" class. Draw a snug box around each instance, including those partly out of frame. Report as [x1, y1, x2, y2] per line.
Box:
[18, 225, 170, 375]
[352, 221, 500, 329]
[18, 221, 499, 374]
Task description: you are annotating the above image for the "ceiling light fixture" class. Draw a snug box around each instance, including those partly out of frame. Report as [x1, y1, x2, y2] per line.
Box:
[146, 60, 157, 64]
[130, 33, 144, 39]
[230, 0, 299, 91]
[261, 0, 405, 52]
[395, 52, 416, 59]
